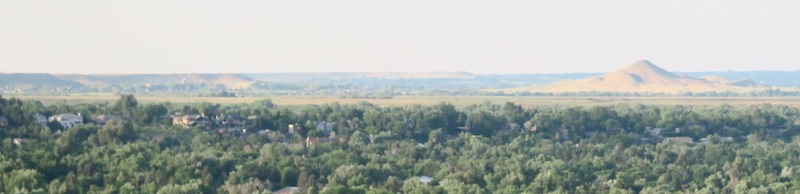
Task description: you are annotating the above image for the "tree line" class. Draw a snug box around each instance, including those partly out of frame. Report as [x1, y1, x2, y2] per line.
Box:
[2, 94, 800, 193]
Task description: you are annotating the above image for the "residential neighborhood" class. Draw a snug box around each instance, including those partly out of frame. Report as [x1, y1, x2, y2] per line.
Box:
[3, 1, 800, 192]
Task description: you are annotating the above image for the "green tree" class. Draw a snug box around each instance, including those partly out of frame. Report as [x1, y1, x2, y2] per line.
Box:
[2, 169, 45, 193]
[97, 120, 135, 144]
[114, 94, 138, 119]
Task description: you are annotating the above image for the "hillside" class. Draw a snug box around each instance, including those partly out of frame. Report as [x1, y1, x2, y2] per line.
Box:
[508, 60, 769, 93]
[0, 73, 256, 91]
[0, 73, 83, 89]
[55, 74, 255, 88]
[246, 72, 474, 82]
[683, 71, 800, 87]
[2, 66, 797, 95]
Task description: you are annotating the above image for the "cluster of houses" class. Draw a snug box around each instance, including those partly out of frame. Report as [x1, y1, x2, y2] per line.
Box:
[0, 112, 124, 130]
[489, 122, 747, 145]
[305, 135, 350, 147]
[5, 112, 260, 130]
[5, 110, 772, 148]
[644, 127, 739, 144]
[170, 113, 257, 130]
[171, 113, 266, 139]
[42, 113, 123, 129]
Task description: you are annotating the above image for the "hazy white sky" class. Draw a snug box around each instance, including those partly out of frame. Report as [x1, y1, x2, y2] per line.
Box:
[1, 1, 798, 74]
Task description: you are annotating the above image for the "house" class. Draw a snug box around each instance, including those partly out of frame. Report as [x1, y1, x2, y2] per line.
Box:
[215, 114, 248, 128]
[32, 113, 47, 125]
[649, 128, 665, 136]
[49, 113, 84, 129]
[272, 187, 299, 194]
[346, 120, 360, 129]
[172, 114, 208, 127]
[699, 136, 735, 144]
[504, 123, 522, 132]
[418, 176, 433, 186]
[314, 121, 336, 132]
[217, 128, 247, 136]
[664, 137, 693, 144]
[94, 114, 123, 126]
[258, 129, 275, 135]
[256, 129, 285, 141]
[288, 123, 301, 134]
[246, 115, 258, 126]
[0, 116, 8, 127]
[720, 137, 734, 142]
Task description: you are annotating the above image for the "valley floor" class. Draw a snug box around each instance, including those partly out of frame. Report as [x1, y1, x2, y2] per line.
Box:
[9, 95, 800, 107]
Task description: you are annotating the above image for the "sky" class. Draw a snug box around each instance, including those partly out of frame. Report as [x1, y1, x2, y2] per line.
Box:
[1, 1, 798, 74]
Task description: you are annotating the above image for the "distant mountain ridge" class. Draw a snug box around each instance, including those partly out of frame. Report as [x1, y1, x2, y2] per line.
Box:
[0, 73, 83, 89]
[246, 71, 475, 82]
[0, 73, 254, 89]
[54, 74, 255, 88]
[2, 65, 800, 94]
[681, 71, 800, 87]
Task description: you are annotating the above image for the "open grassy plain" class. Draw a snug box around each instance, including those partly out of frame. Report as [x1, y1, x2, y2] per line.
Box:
[8, 95, 800, 108]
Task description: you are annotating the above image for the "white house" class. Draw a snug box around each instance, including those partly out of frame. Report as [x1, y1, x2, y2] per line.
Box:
[49, 113, 84, 129]
[418, 176, 433, 186]
[272, 187, 299, 194]
[664, 137, 693, 144]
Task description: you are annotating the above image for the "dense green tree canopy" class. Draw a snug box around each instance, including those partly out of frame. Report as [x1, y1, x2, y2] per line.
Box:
[2, 94, 800, 193]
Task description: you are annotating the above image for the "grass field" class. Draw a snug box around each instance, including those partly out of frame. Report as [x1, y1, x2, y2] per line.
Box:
[8, 95, 800, 108]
